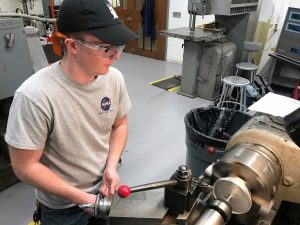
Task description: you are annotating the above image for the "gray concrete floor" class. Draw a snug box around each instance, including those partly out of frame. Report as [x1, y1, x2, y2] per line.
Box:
[0, 53, 212, 225]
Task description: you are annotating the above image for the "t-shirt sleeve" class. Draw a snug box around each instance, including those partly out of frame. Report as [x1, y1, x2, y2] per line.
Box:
[117, 74, 132, 118]
[5, 92, 51, 150]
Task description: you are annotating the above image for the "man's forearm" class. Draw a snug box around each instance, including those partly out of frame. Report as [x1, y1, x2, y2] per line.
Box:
[107, 123, 128, 169]
[13, 161, 94, 205]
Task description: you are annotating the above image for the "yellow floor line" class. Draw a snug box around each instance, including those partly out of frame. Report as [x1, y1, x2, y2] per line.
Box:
[168, 86, 181, 92]
[149, 76, 174, 85]
[28, 221, 40, 225]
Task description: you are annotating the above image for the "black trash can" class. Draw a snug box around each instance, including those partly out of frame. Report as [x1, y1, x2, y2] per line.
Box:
[185, 106, 252, 177]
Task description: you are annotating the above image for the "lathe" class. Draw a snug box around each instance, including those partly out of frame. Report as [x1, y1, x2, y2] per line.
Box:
[81, 112, 300, 225]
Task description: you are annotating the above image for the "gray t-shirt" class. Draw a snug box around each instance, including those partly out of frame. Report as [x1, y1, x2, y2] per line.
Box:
[5, 61, 131, 209]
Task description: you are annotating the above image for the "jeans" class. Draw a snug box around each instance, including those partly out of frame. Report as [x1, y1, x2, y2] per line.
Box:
[40, 204, 107, 225]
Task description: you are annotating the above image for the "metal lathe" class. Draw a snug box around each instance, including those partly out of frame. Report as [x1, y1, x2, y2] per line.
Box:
[84, 112, 300, 225]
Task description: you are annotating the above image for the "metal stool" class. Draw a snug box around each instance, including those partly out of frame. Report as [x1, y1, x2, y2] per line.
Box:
[235, 62, 258, 83]
[235, 42, 262, 83]
[217, 76, 250, 111]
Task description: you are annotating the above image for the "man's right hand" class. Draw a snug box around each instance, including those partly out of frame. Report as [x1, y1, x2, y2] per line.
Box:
[9, 146, 98, 217]
[78, 192, 97, 216]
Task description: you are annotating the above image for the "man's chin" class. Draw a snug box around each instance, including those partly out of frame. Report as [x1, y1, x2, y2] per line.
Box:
[97, 68, 109, 75]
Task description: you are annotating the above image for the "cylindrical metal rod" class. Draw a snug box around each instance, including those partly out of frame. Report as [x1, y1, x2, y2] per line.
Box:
[194, 209, 225, 225]
[130, 179, 177, 193]
[194, 200, 231, 225]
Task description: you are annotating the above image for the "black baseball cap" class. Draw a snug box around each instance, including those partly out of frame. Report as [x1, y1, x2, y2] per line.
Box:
[57, 0, 138, 46]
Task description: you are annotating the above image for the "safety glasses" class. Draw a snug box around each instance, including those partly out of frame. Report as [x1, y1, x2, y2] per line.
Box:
[74, 39, 125, 58]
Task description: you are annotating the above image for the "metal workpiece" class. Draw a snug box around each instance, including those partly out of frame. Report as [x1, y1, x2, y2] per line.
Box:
[213, 177, 252, 214]
[79, 194, 111, 218]
[194, 208, 225, 225]
[95, 195, 111, 218]
[194, 200, 232, 225]
[210, 200, 232, 222]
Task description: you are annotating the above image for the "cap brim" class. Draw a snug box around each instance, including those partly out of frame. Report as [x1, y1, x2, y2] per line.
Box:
[89, 23, 138, 46]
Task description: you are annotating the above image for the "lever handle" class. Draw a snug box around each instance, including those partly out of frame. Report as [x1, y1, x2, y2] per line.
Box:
[118, 179, 177, 198]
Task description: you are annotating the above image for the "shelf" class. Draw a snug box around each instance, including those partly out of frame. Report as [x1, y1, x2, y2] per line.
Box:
[272, 76, 298, 89]
[269, 53, 300, 68]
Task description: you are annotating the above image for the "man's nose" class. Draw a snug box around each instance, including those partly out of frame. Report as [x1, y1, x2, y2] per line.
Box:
[110, 51, 121, 60]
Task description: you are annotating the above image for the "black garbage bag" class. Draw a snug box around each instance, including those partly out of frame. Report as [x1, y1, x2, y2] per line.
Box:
[0, 118, 9, 160]
[185, 106, 252, 176]
[0, 98, 13, 161]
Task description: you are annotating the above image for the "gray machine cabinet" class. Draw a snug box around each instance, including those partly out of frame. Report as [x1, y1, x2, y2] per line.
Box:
[196, 42, 236, 100]
[0, 18, 33, 99]
[179, 40, 236, 100]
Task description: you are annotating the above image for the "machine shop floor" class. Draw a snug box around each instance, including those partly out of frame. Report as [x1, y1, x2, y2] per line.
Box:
[0, 53, 212, 225]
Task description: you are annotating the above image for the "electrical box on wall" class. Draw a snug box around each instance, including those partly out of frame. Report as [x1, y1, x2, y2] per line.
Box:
[276, 7, 300, 63]
[173, 12, 181, 18]
[0, 18, 33, 100]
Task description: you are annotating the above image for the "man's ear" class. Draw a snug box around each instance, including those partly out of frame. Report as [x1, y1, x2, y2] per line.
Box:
[64, 38, 77, 55]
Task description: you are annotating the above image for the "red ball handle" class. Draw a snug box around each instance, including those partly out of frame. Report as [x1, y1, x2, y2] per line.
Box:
[208, 146, 216, 155]
[118, 185, 131, 198]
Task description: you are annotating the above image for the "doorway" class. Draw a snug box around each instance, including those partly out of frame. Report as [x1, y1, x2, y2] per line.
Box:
[114, 0, 168, 60]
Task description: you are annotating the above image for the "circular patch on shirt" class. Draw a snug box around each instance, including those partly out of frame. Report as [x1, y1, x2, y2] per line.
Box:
[101, 97, 111, 111]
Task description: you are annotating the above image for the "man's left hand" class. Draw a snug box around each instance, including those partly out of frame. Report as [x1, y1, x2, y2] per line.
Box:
[100, 167, 120, 198]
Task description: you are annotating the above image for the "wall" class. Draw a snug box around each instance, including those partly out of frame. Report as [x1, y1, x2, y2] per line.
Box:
[256, 0, 295, 74]
[0, 0, 43, 15]
[166, 0, 214, 63]
[0, 0, 15, 12]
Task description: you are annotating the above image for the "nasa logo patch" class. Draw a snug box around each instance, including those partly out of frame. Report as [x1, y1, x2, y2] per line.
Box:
[101, 97, 111, 111]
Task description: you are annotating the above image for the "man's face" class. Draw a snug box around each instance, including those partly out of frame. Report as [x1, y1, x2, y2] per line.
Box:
[73, 33, 123, 76]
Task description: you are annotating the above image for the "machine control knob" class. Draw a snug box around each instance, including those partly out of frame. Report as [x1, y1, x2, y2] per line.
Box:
[176, 165, 191, 179]
[118, 185, 131, 198]
[208, 146, 216, 155]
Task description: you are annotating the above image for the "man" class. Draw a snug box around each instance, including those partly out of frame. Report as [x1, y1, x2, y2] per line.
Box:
[5, 0, 137, 224]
